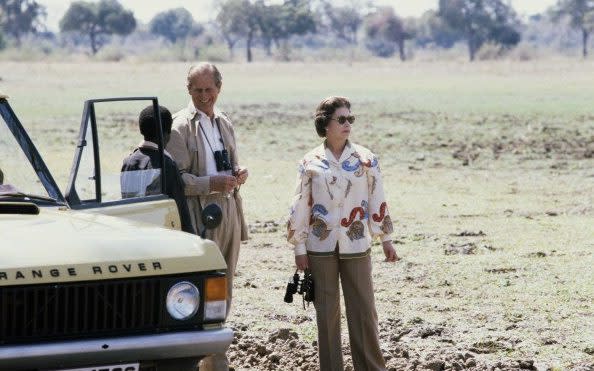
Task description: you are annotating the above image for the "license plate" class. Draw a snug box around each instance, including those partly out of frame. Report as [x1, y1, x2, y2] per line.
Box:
[51, 363, 139, 371]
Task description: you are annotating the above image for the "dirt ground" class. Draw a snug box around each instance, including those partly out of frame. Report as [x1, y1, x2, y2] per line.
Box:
[2, 61, 592, 371]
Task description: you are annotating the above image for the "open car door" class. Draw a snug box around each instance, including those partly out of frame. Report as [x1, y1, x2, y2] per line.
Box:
[65, 97, 183, 230]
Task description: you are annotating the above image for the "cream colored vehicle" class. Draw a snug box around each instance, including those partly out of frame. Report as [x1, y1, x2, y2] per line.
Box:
[0, 95, 232, 371]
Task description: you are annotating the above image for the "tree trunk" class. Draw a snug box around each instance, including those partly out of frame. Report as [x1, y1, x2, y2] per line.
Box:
[583, 28, 589, 58]
[466, 27, 479, 62]
[398, 39, 406, 61]
[90, 32, 98, 55]
[467, 37, 479, 62]
[225, 37, 235, 59]
[13, 32, 21, 47]
[246, 30, 253, 63]
[264, 38, 272, 56]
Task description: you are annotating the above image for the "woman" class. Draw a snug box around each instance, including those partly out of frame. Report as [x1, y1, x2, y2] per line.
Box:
[287, 96, 399, 371]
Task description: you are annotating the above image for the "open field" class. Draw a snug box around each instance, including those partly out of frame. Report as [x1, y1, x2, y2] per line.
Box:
[1, 61, 593, 370]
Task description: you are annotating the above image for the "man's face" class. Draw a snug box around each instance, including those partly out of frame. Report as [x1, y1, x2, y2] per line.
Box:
[188, 71, 220, 117]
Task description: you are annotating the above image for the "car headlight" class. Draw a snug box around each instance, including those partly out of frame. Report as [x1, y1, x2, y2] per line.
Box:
[166, 281, 200, 320]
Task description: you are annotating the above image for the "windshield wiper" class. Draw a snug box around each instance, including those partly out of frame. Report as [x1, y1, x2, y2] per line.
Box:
[0, 192, 68, 206]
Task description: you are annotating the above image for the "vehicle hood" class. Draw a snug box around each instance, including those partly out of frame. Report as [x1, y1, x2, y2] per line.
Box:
[0, 207, 226, 286]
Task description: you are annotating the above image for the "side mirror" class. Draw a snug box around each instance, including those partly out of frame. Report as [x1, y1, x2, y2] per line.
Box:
[201, 203, 222, 238]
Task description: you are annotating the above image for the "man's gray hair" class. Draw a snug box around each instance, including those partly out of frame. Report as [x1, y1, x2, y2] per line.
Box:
[187, 62, 222, 88]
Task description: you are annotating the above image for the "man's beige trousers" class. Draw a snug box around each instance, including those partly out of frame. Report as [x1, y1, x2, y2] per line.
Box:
[199, 193, 242, 371]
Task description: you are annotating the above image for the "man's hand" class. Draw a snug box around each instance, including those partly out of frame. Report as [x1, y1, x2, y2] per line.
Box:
[295, 254, 309, 271]
[235, 167, 249, 185]
[382, 240, 400, 262]
[210, 175, 237, 193]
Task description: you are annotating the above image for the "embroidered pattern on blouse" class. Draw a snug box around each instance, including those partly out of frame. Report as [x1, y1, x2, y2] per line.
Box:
[312, 218, 331, 240]
[346, 220, 365, 241]
[312, 204, 329, 218]
[287, 221, 295, 240]
[341, 201, 368, 227]
[325, 178, 334, 200]
[310, 204, 330, 240]
[345, 179, 352, 198]
[372, 202, 388, 222]
[342, 152, 379, 177]
[381, 215, 394, 234]
[298, 161, 306, 175]
[313, 156, 330, 170]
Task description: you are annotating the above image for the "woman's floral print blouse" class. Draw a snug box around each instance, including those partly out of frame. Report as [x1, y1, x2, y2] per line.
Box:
[287, 141, 393, 258]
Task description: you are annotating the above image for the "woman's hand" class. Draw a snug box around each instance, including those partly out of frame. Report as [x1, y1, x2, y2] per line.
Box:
[382, 240, 400, 262]
[295, 254, 309, 271]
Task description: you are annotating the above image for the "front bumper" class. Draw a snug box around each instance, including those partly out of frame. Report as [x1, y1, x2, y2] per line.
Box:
[0, 328, 233, 370]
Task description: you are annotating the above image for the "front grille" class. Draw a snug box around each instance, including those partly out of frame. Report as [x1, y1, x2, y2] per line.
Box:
[1, 276, 168, 344]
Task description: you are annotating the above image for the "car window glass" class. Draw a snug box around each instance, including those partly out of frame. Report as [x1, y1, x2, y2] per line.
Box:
[120, 168, 162, 198]
[0, 113, 49, 197]
[74, 116, 97, 201]
[94, 101, 164, 203]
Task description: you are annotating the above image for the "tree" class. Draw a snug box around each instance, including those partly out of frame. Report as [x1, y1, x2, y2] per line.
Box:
[216, 0, 315, 62]
[59, 0, 136, 55]
[439, 0, 521, 61]
[319, 1, 363, 45]
[415, 9, 462, 48]
[365, 7, 412, 60]
[149, 7, 200, 44]
[0, 30, 6, 50]
[551, 0, 594, 57]
[256, 0, 316, 57]
[216, 0, 259, 61]
[278, 0, 316, 39]
[0, 0, 46, 46]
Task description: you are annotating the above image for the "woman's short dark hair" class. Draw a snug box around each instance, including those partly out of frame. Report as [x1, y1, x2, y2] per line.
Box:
[314, 96, 351, 137]
[139, 105, 173, 142]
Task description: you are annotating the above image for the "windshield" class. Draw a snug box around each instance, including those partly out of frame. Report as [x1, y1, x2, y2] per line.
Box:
[0, 98, 60, 202]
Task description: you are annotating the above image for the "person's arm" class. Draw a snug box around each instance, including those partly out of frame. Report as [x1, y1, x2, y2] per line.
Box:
[167, 159, 196, 234]
[166, 122, 212, 196]
[226, 119, 248, 186]
[366, 153, 399, 262]
[287, 160, 312, 269]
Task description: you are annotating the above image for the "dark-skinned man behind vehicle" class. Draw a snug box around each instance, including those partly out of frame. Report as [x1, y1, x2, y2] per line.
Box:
[166, 62, 248, 371]
[120, 105, 195, 234]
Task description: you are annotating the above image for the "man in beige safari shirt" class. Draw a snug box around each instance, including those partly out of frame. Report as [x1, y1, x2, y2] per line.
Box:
[166, 62, 248, 371]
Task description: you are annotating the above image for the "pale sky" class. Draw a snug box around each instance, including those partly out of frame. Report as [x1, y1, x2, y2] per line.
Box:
[42, 0, 559, 32]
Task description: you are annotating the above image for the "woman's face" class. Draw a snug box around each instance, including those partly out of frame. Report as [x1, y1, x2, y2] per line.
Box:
[325, 106, 353, 142]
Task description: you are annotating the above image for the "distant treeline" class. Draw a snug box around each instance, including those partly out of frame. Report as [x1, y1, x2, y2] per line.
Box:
[0, 0, 593, 62]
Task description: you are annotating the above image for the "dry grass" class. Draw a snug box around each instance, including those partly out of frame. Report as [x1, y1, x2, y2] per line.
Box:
[1, 60, 592, 370]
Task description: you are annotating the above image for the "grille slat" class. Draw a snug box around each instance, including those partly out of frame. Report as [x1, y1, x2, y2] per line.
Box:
[0, 276, 170, 344]
[11, 291, 17, 337]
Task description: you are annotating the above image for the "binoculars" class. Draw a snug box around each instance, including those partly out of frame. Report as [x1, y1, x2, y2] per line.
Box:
[284, 269, 314, 305]
[214, 149, 232, 172]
